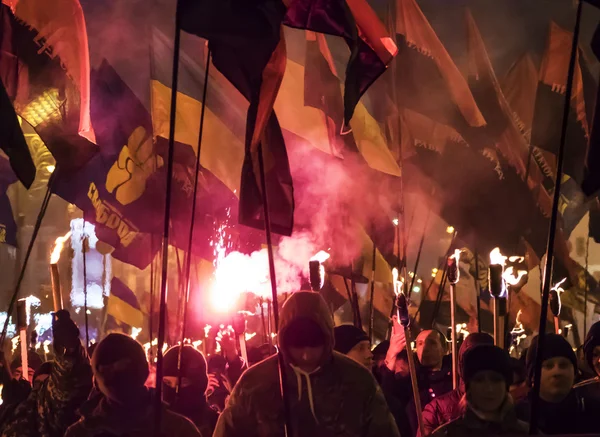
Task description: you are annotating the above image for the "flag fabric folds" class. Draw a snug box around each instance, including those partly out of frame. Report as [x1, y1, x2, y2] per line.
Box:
[394, 0, 485, 134]
[531, 22, 590, 185]
[583, 14, 600, 196]
[0, 155, 17, 246]
[2, 0, 94, 142]
[179, 0, 294, 236]
[284, 0, 397, 127]
[107, 277, 144, 328]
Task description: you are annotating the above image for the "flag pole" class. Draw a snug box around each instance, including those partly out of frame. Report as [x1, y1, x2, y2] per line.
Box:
[474, 247, 482, 332]
[368, 230, 377, 343]
[530, 1, 583, 432]
[407, 209, 431, 299]
[257, 141, 293, 436]
[82, 230, 89, 350]
[1, 172, 55, 346]
[176, 47, 211, 399]
[155, 0, 182, 433]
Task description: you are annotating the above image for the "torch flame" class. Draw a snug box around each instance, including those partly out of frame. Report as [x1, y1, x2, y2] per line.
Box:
[131, 327, 142, 340]
[551, 277, 567, 293]
[451, 249, 462, 261]
[503, 267, 528, 286]
[489, 247, 507, 266]
[508, 256, 525, 263]
[50, 232, 72, 264]
[310, 250, 330, 263]
[392, 267, 403, 296]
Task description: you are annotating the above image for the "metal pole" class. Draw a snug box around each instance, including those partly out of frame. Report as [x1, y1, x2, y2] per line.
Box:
[83, 231, 89, 350]
[155, 1, 182, 433]
[530, 2, 582, 433]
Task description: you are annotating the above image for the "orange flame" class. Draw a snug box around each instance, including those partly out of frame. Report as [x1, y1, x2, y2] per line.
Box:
[310, 250, 330, 263]
[489, 247, 507, 266]
[392, 268, 403, 296]
[503, 267, 528, 286]
[50, 231, 72, 264]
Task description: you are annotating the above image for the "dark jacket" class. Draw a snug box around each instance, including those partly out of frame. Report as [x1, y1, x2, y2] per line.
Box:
[65, 389, 202, 437]
[432, 399, 528, 437]
[516, 389, 600, 435]
[420, 387, 464, 437]
[213, 291, 400, 437]
[0, 342, 92, 437]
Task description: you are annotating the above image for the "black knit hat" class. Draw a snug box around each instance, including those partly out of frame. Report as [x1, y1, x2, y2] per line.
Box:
[372, 340, 390, 358]
[526, 334, 577, 383]
[92, 333, 149, 388]
[11, 349, 43, 373]
[334, 325, 370, 355]
[458, 332, 494, 378]
[584, 321, 600, 372]
[163, 345, 208, 391]
[462, 344, 512, 389]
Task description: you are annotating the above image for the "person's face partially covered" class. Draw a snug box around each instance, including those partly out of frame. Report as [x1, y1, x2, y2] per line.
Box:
[288, 346, 325, 373]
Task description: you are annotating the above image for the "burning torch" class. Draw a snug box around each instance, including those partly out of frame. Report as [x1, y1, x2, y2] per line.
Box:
[393, 268, 425, 437]
[549, 278, 566, 334]
[16, 299, 28, 382]
[50, 232, 71, 312]
[488, 248, 507, 349]
[309, 251, 330, 292]
[233, 313, 249, 365]
[447, 249, 461, 390]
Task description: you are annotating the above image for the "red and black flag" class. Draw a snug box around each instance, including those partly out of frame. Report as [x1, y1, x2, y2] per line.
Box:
[582, 0, 600, 196]
[394, 0, 486, 136]
[284, 0, 397, 128]
[0, 1, 95, 173]
[531, 22, 592, 186]
[304, 31, 358, 156]
[179, 0, 294, 236]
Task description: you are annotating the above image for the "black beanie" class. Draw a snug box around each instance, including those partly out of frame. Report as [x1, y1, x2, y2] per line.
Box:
[282, 317, 326, 348]
[163, 345, 208, 391]
[372, 340, 390, 358]
[462, 344, 512, 389]
[526, 334, 577, 383]
[334, 325, 370, 355]
[92, 333, 149, 388]
[584, 321, 600, 371]
[458, 333, 494, 378]
[33, 361, 53, 381]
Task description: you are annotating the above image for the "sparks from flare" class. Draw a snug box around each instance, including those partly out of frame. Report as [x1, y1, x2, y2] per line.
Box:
[50, 231, 72, 264]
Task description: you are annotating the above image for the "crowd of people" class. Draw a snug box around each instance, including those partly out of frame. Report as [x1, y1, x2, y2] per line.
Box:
[1, 292, 600, 436]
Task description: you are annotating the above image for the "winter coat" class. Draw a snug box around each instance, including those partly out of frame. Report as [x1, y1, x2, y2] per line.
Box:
[65, 389, 202, 437]
[431, 398, 528, 437]
[516, 389, 600, 435]
[213, 291, 400, 437]
[420, 387, 464, 437]
[0, 342, 93, 437]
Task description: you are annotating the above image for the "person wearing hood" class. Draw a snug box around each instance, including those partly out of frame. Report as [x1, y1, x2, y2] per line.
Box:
[420, 332, 494, 436]
[213, 291, 400, 437]
[333, 325, 373, 369]
[432, 344, 528, 436]
[65, 333, 201, 437]
[1, 310, 93, 437]
[515, 333, 599, 435]
[162, 345, 219, 437]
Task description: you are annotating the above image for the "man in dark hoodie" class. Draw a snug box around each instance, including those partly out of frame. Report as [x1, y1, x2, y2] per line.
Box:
[1, 310, 93, 437]
[420, 332, 494, 436]
[162, 345, 219, 437]
[516, 333, 599, 435]
[213, 291, 400, 437]
[65, 333, 201, 437]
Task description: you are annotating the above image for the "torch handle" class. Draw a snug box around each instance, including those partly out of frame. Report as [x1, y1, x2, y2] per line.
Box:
[238, 334, 248, 365]
[19, 329, 28, 382]
[450, 284, 458, 390]
[50, 264, 63, 312]
[554, 316, 560, 335]
[403, 325, 425, 437]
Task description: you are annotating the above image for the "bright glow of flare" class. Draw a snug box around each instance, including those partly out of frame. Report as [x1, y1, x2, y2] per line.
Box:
[310, 251, 330, 263]
[489, 247, 507, 266]
[503, 267, 528, 286]
[50, 232, 72, 264]
[24, 295, 41, 326]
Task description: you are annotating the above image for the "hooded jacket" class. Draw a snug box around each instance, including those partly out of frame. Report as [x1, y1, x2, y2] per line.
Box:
[213, 291, 400, 437]
[0, 342, 92, 437]
[64, 389, 202, 437]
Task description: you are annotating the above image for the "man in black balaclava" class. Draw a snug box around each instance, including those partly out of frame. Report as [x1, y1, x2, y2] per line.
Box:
[163, 345, 219, 437]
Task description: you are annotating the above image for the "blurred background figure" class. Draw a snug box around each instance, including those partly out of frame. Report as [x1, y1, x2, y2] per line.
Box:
[334, 325, 373, 369]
